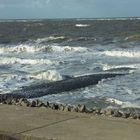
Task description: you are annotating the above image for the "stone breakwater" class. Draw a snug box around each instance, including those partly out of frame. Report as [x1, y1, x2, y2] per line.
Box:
[0, 97, 140, 120]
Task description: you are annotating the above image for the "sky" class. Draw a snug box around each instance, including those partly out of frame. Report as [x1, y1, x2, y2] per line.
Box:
[0, 0, 140, 19]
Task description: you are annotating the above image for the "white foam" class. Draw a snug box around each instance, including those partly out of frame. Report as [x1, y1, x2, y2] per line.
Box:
[102, 64, 138, 71]
[29, 70, 63, 81]
[102, 50, 140, 58]
[35, 36, 66, 44]
[0, 44, 88, 54]
[75, 24, 90, 27]
[44, 45, 88, 53]
[0, 57, 54, 65]
[106, 98, 123, 105]
[0, 44, 41, 53]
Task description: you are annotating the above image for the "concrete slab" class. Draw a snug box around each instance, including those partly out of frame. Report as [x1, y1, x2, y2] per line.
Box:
[0, 104, 140, 140]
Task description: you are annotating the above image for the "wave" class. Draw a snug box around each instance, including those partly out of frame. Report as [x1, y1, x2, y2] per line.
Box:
[124, 34, 140, 41]
[34, 36, 66, 44]
[44, 45, 88, 53]
[102, 50, 140, 58]
[28, 70, 63, 81]
[0, 44, 41, 53]
[0, 44, 88, 53]
[106, 98, 140, 108]
[76, 17, 140, 21]
[102, 64, 138, 72]
[0, 57, 54, 65]
[75, 24, 90, 27]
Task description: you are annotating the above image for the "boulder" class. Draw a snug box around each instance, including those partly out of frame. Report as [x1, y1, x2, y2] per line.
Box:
[77, 104, 86, 113]
[58, 104, 65, 111]
[71, 106, 78, 112]
[112, 110, 122, 117]
[5, 98, 12, 105]
[64, 105, 71, 112]
[49, 103, 59, 110]
[30, 100, 37, 107]
[105, 109, 114, 116]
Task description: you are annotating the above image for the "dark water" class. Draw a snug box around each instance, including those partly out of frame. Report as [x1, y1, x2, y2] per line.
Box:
[0, 18, 140, 108]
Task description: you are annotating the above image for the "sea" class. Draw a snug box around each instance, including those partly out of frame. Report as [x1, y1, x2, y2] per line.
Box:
[0, 17, 140, 109]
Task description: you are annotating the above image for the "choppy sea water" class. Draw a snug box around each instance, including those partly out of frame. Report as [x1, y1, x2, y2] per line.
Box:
[1, 18, 140, 109]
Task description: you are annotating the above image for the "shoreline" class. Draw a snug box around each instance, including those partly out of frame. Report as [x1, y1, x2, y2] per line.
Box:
[0, 104, 140, 140]
[0, 97, 140, 120]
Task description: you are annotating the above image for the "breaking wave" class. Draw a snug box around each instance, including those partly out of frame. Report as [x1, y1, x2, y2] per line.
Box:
[75, 24, 90, 27]
[102, 64, 138, 72]
[0, 57, 55, 65]
[28, 70, 63, 81]
[34, 36, 66, 44]
[102, 50, 140, 58]
[106, 98, 140, 108]
[0, 44, 88, 53]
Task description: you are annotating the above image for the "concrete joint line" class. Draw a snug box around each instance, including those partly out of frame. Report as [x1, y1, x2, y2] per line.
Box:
[12, 116, 78, 136]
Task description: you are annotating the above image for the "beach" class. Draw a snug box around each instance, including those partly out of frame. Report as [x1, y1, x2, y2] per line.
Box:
[0, 104, 140, 140]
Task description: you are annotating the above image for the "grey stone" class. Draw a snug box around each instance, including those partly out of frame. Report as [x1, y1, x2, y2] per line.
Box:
[64, 106, 71, 112]
[71, 106, 78, 112]
[130, 112, 140, 119]
[36, 100, 46, 107]
[11, 98, 18, 105]
[5, 98, 12, 105]
[122, 112, 130, 118]
[30, 100, 37, 107]
[100, 109, 106, 115]
[49, 103, 59, 110]
[58, 104, 65, 111]
[113, 110, 122, 117]
[105, 109, 114, 116]
[78, 104, 86, 113]
[95, 108, 102, 115]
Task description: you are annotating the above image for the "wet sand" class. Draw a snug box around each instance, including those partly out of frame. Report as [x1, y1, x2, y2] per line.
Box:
[0, 104, 140, 140]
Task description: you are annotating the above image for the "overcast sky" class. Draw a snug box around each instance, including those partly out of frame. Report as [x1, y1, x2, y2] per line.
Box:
[0, 0, 139, 19]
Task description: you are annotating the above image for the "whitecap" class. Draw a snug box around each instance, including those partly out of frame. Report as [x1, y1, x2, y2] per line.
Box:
[0, 44, 88, 54]
[0, 44, 41, 53]
[0, 57, 54, 65]
[44, 45, 88, 53]
[35, 36, 66, 44]
[102, 50, 140, 58]
[29, 70, 63, 81]
[75, 24, 90, 27]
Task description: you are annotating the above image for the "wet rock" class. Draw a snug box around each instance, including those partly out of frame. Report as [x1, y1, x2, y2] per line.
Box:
[71, 106, 78, 112]
[95, 108, 102, 115]
[11, 98, 18, 105]
[19, 98, 26, 104]
[46, 101, 50, 107]
[18, 98, 29, 107]
[105, 109, 114, 116]
[78, 104, 86, 113]
[36, 100, 46, 107]
[85, 108, 94, 114]
[5, 98, 12, 105]
[30, 100, 37, 107]
[130, 112, 140, 119]
[58, 104, 65, 111]
[64, 105, 71, 112]
[100, 109, 106, 115]
[112, 110, 122, 117]
[122, 111, 131, 118]
[49, 103, 59, 110]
